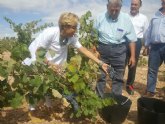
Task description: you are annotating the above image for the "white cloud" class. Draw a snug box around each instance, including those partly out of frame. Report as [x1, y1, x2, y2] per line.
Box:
[41, 0, 107, 25]
[0, 0, 49, 12]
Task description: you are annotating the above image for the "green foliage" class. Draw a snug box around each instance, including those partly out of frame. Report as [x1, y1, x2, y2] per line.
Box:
[0, 79, 13, 108]
[11, 42, 30, 61]
[9, 92, 23, 108]
[0, 39, 16, 53]
[64, 55, 115, 118]
[79, 11, 98, 49]
[2, 17, 53, 60]
[11, 62, 62, 106]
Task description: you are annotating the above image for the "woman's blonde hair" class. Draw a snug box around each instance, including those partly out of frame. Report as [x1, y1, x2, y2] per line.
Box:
[58, 12, 79, 29]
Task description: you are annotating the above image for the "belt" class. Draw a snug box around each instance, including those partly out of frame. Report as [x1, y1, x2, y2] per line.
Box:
[98, 42, 126, 47]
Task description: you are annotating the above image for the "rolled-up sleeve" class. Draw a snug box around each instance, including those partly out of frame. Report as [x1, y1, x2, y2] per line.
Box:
[126, 17, 137, 42]
[144, 22, 152, 47]
[70, 36, 82, 49]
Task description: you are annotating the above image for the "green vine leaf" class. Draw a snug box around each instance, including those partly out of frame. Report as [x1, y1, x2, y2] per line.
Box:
[68, 74, 79, 84]
[9, 92, 23, 108]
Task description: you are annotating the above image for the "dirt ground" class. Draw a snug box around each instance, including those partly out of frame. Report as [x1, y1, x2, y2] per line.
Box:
[0, 52, 165, 124]
[122, 64, 165, 124]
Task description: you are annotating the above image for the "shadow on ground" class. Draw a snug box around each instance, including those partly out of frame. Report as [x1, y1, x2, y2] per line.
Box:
[127, 110, 138, 124]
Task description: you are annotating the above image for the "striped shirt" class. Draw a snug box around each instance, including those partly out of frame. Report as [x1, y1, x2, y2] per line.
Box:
[145, 8, 165, 46]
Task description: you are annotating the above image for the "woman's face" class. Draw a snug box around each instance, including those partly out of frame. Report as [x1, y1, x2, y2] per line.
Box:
[63, 25, 77, 37]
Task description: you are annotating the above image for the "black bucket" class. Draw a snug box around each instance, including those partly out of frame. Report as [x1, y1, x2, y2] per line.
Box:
[101, 93, 132, 124]
[137, 97, 165, 124]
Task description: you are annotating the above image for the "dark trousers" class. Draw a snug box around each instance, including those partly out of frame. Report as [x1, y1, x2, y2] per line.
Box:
[126, 38, 142, 86]
[147, 43, 165, 93]
[96, 42, 127, 97]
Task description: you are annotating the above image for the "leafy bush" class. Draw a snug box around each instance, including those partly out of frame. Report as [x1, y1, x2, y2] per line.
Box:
[0, 39, 16, 53]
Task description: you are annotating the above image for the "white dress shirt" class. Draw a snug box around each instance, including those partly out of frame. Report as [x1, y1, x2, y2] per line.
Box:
[129, 13, 149, 39]
[22, 27, 82, 65]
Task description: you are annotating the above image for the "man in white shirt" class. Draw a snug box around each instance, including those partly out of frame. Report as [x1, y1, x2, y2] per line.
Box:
[125, 0, 148, 95]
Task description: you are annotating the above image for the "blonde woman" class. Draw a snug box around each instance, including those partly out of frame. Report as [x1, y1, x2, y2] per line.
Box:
[23, 12, 108, 110]
[23, 12, 108, 71]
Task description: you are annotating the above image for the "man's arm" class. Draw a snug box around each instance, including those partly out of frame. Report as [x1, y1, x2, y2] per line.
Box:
[128, 42, 136, 67]
[143, 21, 152, 56]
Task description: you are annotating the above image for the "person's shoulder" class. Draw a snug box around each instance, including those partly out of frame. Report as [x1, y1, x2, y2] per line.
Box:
[95, 11, 107, 24]
[120, 12, 131, 21]
[149, 10, 160, 21]
[139, 13, 148, 19]
[153, 9, 162, 18]
[42, 27, 59, 35]
[43, 27, 59, 32]
[120, 11, 130, 18]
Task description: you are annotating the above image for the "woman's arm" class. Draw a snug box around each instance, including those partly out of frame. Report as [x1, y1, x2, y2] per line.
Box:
[78, 46, 108, 74]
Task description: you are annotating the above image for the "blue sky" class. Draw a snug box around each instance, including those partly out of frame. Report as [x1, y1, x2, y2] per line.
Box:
[0, 0, 161, 38]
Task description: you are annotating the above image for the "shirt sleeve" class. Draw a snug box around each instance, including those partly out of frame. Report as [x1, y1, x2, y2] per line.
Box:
[125, 16, 137, 42]
[143, 16, 149, 36]
[28, 28, 54, 60]
[70, 35, 82, 49]
[144, 21, 152, 47]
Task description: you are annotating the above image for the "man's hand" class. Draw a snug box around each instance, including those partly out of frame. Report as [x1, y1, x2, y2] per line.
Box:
[128, 56, 136, 68]
[142, 47, 149, 56]
[101, 63, 109, 75]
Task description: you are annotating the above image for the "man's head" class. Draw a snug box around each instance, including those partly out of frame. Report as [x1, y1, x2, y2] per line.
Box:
[130, 0, 142, 16]
[162, 0, 165, 9]
[107, 0, 122, 20]
[58, 12, 79, 37]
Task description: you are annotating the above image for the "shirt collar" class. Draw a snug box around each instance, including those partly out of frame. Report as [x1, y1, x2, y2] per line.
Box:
[154, 8, 165, 18]
[130, 12, 140, 17]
